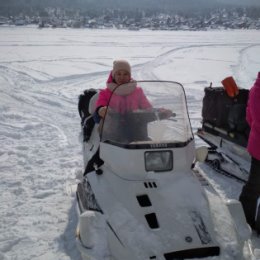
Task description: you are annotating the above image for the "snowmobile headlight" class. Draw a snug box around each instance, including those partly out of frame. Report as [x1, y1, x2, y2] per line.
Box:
[145, 151, 173, 172]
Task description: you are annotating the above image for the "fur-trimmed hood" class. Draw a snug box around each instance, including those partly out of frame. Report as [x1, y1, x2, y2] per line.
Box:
[106, 71, 136, 96]
[95, 72, 152, 114]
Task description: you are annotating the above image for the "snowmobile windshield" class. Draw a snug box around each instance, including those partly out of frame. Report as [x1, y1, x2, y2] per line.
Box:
[100, 81, 193, 149]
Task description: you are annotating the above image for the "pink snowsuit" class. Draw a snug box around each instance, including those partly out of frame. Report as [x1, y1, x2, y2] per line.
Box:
[246, 72, 260, 160]
[95, 72, 152, 114]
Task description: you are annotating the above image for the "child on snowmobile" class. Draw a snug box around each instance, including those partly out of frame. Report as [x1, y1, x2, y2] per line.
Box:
[239, 71, 260, 231]
[93, 59, 173, 144]
[85, 59, 154, 173]
[94, 59, 152, 121]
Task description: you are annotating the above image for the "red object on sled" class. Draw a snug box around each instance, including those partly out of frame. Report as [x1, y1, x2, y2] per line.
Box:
[221, 76, 239, 97]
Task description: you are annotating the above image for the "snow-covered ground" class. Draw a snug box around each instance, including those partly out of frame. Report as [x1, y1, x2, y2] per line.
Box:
[0, 26, 260, 260]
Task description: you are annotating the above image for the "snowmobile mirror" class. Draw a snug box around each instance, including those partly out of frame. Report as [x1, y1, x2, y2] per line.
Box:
[195, 146, 208, 163]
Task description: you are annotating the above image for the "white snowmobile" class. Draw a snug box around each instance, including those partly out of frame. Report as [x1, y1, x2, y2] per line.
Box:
[196, 84, 251, 183]
[76, 81, 256, 260]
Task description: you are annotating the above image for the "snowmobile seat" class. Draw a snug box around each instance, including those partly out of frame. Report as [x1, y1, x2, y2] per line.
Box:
[79, 90, 99, 142]
[78, 88, 97, 122]
[82, 92, 99, 142]
[88, 92, 99, 115]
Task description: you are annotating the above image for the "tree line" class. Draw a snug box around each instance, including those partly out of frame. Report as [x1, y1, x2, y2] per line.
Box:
[0, 0, 260, 18]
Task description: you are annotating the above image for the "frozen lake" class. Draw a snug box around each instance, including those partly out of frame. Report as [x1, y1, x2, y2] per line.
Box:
[0, 26, 260, 260]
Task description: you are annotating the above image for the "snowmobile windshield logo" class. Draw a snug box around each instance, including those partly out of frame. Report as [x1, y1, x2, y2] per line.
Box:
[149, 143, 168, 148]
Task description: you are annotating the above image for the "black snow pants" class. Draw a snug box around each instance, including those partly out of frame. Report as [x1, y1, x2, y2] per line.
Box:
[239, 156, 260, 230]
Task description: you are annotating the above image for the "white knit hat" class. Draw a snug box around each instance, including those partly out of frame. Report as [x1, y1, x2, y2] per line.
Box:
[112, 60, 131, 77]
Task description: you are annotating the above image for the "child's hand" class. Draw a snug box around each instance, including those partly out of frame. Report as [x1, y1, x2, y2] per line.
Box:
[158, 108, 175, 119]
[98, 106, 107, 118]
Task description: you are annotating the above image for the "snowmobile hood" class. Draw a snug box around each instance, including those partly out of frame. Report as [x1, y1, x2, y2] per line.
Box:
[87, 167, 247, 260]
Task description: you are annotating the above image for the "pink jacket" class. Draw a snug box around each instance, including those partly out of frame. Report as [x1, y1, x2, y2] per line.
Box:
[95, 72, 152, 114]
[246, 72, 260, 160]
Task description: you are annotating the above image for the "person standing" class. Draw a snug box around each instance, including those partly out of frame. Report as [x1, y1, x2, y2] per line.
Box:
[239, 72, 260, 230]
